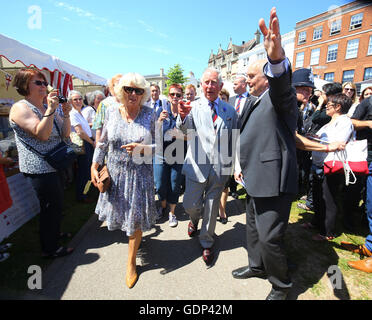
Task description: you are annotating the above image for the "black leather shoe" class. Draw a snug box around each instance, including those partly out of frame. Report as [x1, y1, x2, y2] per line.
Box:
[232, 266, 267, 279]
[219, 216, 228, 224]
[266, 288, 289, 300]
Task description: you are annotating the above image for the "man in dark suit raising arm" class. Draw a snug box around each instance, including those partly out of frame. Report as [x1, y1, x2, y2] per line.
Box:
[233, 7, 298, 300]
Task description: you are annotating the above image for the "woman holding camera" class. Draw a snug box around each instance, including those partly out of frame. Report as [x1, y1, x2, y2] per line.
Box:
[9, 69, 73, 258]
[154, 84, 186, 227]
[68, 90, 95, 203]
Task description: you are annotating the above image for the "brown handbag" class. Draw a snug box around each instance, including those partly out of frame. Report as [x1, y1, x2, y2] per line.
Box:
[93, 165, 110, 193]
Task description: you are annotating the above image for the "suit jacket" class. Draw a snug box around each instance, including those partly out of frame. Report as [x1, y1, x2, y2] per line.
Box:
[177, 97, 239, 184]
[145, 98, 169, 111]
[229, 93, 252, 118]
[239, 65, 298, 197]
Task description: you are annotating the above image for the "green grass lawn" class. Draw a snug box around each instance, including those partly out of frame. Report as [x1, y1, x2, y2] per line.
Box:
[0, 181, 97, 298]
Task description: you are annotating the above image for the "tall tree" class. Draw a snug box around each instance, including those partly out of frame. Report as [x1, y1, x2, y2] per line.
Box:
[164, 64, 187, 95]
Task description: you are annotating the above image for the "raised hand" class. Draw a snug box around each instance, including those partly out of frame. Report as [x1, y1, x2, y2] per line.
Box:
[46, 90, 59, 111]
[61, 101, 72, 117]
[157, 110, 169, 122]
[178, 101, 192, 120]
[258, 7, 285, 62]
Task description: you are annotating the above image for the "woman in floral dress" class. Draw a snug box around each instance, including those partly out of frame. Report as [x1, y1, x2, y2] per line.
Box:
[91, 73, 157, 288]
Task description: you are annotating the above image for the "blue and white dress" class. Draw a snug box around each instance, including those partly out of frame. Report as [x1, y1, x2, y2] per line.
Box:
[93, 105, 157, 236]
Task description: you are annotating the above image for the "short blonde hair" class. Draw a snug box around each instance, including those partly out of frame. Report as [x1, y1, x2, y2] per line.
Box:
[115, 72, 150, 106]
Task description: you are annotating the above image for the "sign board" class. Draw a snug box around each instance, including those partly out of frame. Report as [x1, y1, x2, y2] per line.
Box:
[0, 173, 40, 242]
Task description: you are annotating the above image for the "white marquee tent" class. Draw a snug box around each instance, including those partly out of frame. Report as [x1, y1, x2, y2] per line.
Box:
[0, 33, 107, 96]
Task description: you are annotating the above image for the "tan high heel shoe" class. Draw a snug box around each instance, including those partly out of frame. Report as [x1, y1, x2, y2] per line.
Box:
[126, 271, 138, 289]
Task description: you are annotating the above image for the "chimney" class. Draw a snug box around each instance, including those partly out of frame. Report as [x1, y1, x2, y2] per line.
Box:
[255, 29, 261, 44]
[160, 68, 164, 76]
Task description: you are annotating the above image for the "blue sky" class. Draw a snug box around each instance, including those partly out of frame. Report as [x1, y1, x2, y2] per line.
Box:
[0, 0, 354, 82]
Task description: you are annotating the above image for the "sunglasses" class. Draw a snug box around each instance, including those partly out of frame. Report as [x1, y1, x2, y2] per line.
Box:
[344, 88, 355, 91]
[123, 86, 145, 95]
[32, 80, 48, 87]
[170, 92, 182, 98]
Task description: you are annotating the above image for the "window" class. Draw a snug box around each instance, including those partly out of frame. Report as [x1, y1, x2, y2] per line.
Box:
[295, 52, 305, 68]
[298, 31, 306, 44]
[364, 68, 372, 81]
[330, 19, 341, 35]
[368, 36, 372, 56]
[345, 39, 359, 59]
[313, 26, 323, 40]
[327, 44, 338, 62]
[310, 48, 320, 65]
[342, 70, 354, 83]
[350, 13, 363, 30]
[324, 72, 335, 82]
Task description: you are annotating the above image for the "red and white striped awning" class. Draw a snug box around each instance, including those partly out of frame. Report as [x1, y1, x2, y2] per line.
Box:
[0, 33, 107, 92]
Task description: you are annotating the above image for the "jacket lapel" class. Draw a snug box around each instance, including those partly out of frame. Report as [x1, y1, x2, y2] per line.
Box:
[240, 90, 268, 132]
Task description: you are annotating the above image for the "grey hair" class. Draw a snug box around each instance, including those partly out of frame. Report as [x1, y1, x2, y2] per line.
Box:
[234, 73, 247, 81]
[68, 90, 83, 101]
[202, 67, 223, 85]
[87, 90, 105, 106]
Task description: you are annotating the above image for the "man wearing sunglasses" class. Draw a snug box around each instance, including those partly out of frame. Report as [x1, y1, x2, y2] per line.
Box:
[177, 66, 239, 267]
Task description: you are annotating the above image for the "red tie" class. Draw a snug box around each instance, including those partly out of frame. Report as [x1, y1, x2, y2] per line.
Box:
[209, 101, 217, 123]
[236, 95, 243, 113]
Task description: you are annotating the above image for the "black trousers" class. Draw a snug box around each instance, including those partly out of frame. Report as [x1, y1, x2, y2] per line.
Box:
[313, 171, 363, 237]
[76, 141, 94, 201]
[25, 172, 63, 254]
[246, 193, 293, 290]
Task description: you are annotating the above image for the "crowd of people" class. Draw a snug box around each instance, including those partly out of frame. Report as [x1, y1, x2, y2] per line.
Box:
[2, 7, 372, 299]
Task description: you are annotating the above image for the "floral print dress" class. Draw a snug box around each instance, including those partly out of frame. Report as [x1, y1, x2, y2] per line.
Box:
[93, 105, 157, 236]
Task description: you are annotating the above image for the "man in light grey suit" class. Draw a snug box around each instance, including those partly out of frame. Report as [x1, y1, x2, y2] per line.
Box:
[177, 68, 239, 265]
[233, 8, 298, 300]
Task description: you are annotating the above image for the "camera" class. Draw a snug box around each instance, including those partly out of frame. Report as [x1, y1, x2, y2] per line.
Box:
[58, 96, 67, 104]
[310, 94, 319, 106]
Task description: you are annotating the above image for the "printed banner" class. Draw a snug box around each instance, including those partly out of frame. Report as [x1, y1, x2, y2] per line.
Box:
[0, 173, 40, 242]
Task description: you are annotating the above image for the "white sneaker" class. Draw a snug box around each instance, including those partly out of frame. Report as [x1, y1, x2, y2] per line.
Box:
[0, 253, 9, 262]
[169, 214, 178, 228]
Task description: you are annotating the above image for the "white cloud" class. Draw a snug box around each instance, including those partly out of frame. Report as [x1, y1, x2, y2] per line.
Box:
[149, 46, 171, 55]
[137, 19, 169, 39]
[53, 1, 127, 31]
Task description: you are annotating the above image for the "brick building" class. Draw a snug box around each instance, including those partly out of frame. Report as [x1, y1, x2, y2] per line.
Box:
[208, 32, 259, 82]
[294, 1, 372, 87]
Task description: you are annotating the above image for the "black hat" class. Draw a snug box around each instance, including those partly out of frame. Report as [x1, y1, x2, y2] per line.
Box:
[292, 68, 315, 89]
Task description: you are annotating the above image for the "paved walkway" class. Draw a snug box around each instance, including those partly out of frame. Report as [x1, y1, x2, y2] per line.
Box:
[28, 196, 280, 300]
